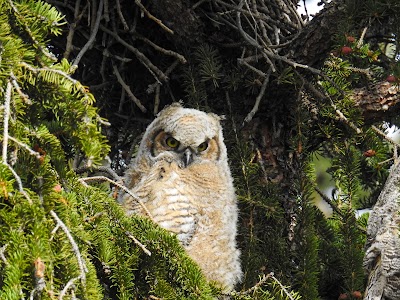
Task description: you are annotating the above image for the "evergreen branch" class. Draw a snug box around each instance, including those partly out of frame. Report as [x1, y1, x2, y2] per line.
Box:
[50, 210, 88, 287]
[2, 80, 11, 164]
[8, 136, 41, 159]
[371, 125, 400, 150]
[7, 0, 56, 61]
[314, 186, 343, 217]
[270, 273, 298, 300]
[302, 78, 363, 134]
[112, 62, 147, 113]
[333, 104, 362, 134]
[77, 175, 155, 222]
[239, 272, 273, 295]
[71, 0, 104, 70]
[125, 231, 152, 256]
[134, 0, 174, 34]
[19, 62, 86, 94]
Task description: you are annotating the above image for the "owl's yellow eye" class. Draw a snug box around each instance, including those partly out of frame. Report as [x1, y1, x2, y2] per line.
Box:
[165, 136, 180, 148]
[197, 141, 208, 152]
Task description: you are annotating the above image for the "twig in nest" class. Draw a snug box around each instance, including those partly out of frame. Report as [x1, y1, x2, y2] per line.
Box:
[50, 210, 88, 287]
[134, 0, 174, 34]
[71, 0, 104, 70]
[135, 34, 187, 64]
[153, 84, 161, 115]
[64, 0, 88, 59]
[116, 0, 129, 31]
[112, 62, 147, 113]
[244, 69, 271, 124]
[100, 25, 168, 83]
[125, 231, 152, 256]
[78, 175, 155, 222]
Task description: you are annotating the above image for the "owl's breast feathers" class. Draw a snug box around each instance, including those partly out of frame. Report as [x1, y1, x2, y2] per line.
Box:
[124, 159, 229, 243]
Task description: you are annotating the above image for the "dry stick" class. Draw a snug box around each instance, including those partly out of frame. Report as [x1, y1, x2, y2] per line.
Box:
[58, 276, 81, 300]
[112, 62, 147, 113]
[153, 84, 161, 115]
[134, 0, 174, 34]
[6, 162, 33, 204]
[64, 0, 82, 59]
[9, 136, 42, 158]
[1, 80, 32, 203]
[236, 1, 343, 92]
[75, 165, 123, 183]
[50, 210, 88, 287]
[100, 25, 168, 82]
[244, 69, 271, 123]
[135, 35, 187, 64]
[103, 0, 109, 22]
[71, 0, 104, 70]
[77, 175, 155, 222]
[125, 231, 152, 256]
[2, 80, 11, 164]
[147, 59, 181, 94]
[302, 79, 364, 135]
[116, 0, 129, 31]
[10, 73, 30, 104]
[238, 58, 267, 77]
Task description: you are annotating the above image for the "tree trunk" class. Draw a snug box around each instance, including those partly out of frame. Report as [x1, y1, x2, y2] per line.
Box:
[364, 160, 400, 300]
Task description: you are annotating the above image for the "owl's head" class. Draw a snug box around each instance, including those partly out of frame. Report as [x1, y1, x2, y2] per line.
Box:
[137, 103, 227, 168]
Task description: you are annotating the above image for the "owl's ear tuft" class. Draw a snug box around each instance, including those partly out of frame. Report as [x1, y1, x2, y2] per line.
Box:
[157, 102, 183, 117]
[208, 112, 225, 122]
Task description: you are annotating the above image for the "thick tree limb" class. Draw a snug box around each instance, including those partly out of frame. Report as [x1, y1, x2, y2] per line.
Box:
[364, 160, 400, 300]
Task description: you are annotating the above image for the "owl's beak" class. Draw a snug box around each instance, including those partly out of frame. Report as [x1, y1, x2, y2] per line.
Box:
[182, 148, 194, 167]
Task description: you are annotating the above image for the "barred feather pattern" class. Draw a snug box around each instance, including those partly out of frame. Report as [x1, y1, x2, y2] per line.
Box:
[122, 103, 242, 291]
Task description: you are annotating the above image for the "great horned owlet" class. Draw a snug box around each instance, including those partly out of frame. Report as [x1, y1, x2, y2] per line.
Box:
[122, 103, 242, 291]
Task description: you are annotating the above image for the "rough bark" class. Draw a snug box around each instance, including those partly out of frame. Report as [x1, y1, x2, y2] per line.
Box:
[352, 82, 400, 124]
[291, 0, 346, 67]
[364, 160, 400, 300]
